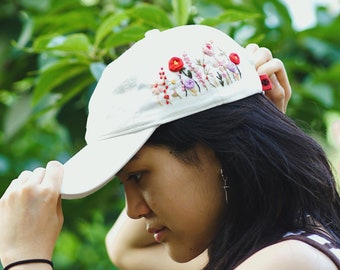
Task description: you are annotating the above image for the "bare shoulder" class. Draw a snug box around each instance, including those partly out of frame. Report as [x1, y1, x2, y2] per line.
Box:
[235, 239, 338, 270]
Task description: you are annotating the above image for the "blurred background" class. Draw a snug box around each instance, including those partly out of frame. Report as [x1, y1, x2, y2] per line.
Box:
[0, 0, 339, 269]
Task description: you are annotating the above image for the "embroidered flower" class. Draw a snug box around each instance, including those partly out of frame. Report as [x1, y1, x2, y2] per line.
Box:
[202, 42, 215, 56]
[226, 62, 237, 73]
[152, 83, 162, 95]
[184, 78, 195, 89]
[229, 53, 240, 65]
[169, 57, 184, 72]
[184, 53, 207, 90]
[152, 67, 173, 104]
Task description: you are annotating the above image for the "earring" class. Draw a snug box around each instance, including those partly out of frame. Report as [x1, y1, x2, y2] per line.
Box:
[220, 169, 229, 204]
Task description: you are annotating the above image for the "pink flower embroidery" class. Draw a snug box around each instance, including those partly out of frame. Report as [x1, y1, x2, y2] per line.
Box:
[202, 42, 215, 56]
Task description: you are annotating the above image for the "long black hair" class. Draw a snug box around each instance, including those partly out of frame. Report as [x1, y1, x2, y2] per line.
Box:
[147, 93, 340, 269]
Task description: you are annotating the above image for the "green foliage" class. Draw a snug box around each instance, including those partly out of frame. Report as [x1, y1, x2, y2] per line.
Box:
[0, 0, 339, 269]
[172, 0, 192, 25]
[54, 211, 118, 269]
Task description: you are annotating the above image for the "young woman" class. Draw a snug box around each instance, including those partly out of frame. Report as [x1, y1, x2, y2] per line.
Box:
[105, 42, 294, 270]
[0, 25, 339, 270]
[107, 94, 340, 270]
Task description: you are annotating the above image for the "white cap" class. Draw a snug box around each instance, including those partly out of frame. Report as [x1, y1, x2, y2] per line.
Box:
[61, 25, 262, 199]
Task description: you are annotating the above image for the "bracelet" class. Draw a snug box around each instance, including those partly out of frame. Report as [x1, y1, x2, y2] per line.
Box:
[4, 259, 53, 270]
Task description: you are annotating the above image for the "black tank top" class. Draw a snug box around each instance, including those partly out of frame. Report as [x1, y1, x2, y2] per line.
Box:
[280, 231, 340, 269]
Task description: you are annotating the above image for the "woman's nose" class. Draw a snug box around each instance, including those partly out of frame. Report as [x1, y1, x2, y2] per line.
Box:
[124, 184, 152, 219]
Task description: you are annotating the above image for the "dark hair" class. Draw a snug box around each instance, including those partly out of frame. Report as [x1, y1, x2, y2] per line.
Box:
[147, 93, 340, 269]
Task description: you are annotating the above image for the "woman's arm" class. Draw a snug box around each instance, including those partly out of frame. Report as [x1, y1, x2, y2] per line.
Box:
[105, 209, 208, 270]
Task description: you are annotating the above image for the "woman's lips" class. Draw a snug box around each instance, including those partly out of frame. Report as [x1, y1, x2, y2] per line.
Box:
[147, 227, 167, 243]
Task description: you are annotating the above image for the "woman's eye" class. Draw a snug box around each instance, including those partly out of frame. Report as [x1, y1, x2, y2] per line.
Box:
[127, 172, 143, 183]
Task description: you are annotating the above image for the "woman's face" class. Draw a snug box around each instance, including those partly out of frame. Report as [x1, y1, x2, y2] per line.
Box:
[117, 144, 226, 262]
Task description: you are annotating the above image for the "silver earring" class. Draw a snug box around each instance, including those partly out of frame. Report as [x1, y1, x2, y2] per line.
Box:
[220, 169, 229, 204]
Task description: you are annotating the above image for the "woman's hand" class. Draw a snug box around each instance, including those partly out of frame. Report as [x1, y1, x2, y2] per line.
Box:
[246, 44, 292, 113]
[0, 161, 64, 267]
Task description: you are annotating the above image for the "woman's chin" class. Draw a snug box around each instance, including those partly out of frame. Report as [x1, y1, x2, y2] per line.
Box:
[166, 244, 205, 263]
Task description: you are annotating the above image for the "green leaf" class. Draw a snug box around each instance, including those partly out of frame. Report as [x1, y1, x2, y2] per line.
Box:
[94, 12, 129, 47]
[20, 0, 51, 12]
[301, 37, 340, 63]
[201, 9, 262, 26]
[51, 73, 94, 109]
[34, 9, 98, 35]
[33, 34, 92, 54]
[33, 34, 60, 52]
[128, 4, 174, 29]
[47, 34, 92, 53]
[172, 0, 192, 26]
[33, 60, 88, 105]
[193, 0, 226, 18]
[302, 81, 334, 108]
[103, 24, 149, 49]
[33, 73, 94, 117]
[90, 62, 106, 81]
[3, 94, 32, 140]
[15, 12, 34, 49]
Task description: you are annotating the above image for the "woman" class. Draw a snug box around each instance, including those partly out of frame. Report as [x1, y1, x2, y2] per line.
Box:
[1, 25, 339, 270]
[105, 42, 294, 270]
[107, 94, 340, 270]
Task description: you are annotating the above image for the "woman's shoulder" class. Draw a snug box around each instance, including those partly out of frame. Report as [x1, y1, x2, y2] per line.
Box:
[235, 233, 339, 270]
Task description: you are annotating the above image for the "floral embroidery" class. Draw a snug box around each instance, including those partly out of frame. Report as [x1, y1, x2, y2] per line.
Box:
[152, 41, 242, 105]
[169, 57, 184, 72]
[183, 78, 195, 89]
[229, 53, 240, 65]
[202, 42, 215, 56]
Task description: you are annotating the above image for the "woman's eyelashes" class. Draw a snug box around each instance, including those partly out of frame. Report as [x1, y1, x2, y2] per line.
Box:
[127, 172, 143, 183]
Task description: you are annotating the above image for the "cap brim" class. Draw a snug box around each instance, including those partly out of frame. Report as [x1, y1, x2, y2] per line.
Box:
[61, 127, 156, 199]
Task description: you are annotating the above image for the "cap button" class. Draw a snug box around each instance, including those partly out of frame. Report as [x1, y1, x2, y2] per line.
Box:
[144, 29, 160, 39]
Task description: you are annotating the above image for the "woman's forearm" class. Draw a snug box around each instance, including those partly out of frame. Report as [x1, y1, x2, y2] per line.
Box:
[105, 208, 156, 264]
[105, 208, 208, 270]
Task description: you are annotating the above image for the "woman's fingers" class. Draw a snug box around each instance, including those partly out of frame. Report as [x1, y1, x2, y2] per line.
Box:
[29, 167, 46, 185]
[257, 58, 291, 112]
[246, 44, 292, 113]
[16, 170, 33, 185]
[41, 161, 64, 194]
[245, 43, 259, 54]
[246, 43, 273, 68]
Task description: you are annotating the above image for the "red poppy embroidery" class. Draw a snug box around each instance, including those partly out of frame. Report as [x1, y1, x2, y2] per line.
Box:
[169, 57, 184, 72]
[229, 53, 240, 65]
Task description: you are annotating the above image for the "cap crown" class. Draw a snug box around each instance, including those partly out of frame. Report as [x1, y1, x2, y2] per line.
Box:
[85, 25, 262, 144]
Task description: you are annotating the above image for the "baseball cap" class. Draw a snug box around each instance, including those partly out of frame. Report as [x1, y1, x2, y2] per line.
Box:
[61, 24, 263, 199]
